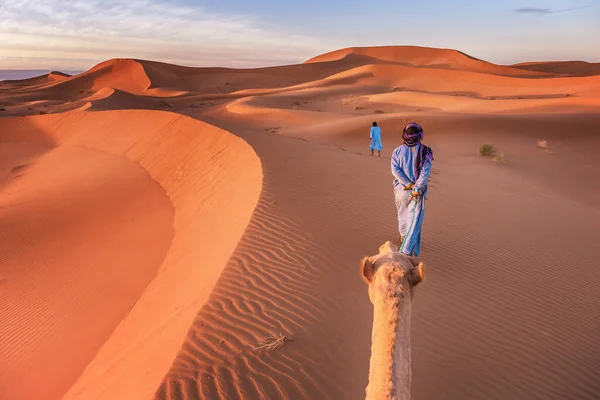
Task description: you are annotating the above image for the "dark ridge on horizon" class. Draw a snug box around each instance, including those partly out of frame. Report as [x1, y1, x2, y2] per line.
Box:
[0, 70, 82, 82]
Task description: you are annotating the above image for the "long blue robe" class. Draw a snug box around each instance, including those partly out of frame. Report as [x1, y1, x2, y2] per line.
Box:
[370, 126, 382, 151]
[391, 143, 432, 257]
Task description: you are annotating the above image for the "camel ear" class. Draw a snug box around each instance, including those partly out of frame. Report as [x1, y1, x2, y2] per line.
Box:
[361, 257, 375, 284]
[406, 255, 420, 268]
[408, 262, 424, 286]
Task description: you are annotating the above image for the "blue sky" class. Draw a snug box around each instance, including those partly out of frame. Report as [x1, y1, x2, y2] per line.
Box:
[0, 0, 598, 70]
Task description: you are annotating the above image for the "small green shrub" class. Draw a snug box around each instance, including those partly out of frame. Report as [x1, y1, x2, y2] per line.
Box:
[341, 96, 357, 106]
[478, 144, 495, 156]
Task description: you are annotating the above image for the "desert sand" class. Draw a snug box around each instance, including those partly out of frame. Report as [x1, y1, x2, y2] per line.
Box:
[1, 45, 600, 400]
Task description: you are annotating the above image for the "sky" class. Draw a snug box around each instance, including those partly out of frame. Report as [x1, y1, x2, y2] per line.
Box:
[0, 0, 598, 71]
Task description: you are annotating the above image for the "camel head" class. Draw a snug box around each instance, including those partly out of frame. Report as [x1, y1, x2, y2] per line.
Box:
[360, 241, 424, 303]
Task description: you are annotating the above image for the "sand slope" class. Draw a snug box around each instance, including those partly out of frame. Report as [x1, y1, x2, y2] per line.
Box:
[153, 108, 600, 400]
[0, 111, 262, 400]
[0, 145, 174, 400]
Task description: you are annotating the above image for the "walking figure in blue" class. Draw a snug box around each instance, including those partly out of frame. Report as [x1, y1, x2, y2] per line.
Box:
[391, 122, 434, 257]
[370, 122, 382, 157]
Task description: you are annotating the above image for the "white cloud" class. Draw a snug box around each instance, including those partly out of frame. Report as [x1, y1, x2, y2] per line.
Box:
[0, 0, 328, 70]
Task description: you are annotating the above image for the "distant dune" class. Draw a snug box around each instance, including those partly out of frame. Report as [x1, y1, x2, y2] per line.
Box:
[512, 60, 600, 76]
[0, 70, 77, 82]
[1, 46, 599, 400]
[305, 45, 556, 77]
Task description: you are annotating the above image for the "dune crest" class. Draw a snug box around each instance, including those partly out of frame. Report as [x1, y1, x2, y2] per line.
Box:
[305, 45, 552, 77]
[0, 111, 262, 400]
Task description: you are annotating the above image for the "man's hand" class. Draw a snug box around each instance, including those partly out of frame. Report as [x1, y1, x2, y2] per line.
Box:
[410, 191, 422, 201]
[404, 183, 415, 191]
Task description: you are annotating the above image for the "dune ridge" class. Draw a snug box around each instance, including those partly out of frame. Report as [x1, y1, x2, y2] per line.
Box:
[305, 45, 554, 77]
[0, 111, 262, 400]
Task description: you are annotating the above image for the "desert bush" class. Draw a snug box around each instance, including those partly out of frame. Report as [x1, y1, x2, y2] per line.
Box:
[537, 139, 548, 149]
[341, 96, 358, 106]
[373, 109, 385, 114]
[0, 108, 5, 112]
[478, 144, 495, 156]
[39, 110, 48, 115]
[493, 153, 505, 164]
[159, 100, 173, 109]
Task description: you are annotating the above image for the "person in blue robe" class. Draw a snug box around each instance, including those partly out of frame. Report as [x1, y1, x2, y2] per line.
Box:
[370, 122, 383, 156]
[390, 122, 434, 257]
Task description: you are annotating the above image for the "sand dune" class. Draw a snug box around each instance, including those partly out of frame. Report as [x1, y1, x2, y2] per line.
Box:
[0, 144, 174, 400]
[0, 112, 261, 400]
[513, 61, 600, 76]
[305, 45, 554, 77]
[83, 88, 160, 110]
[1, 45, 600, 400]
[0, 71, 71, 87]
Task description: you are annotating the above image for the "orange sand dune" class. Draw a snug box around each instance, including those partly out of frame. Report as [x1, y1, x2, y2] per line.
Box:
[47, 59, 152, 96]
[135, 58, 371, 93]
[2, 45, 600, 400]
[222, 63, 600, 125]
[513, 61, 600, 76]
[0, 144, 174, 400]
[0, 57, 364, 113]
[83, 88, 161, 110]
[0, 111, 261, 400]
[306, 45, 553, 77]
[0, 71, 71, 87]
[325, 63, 600, 96]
